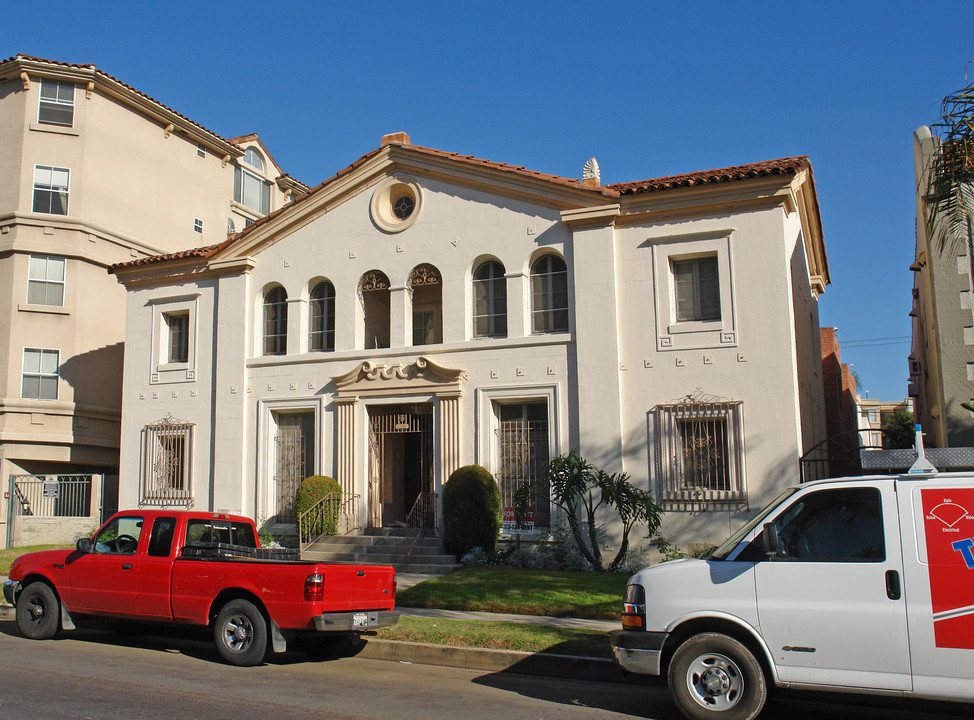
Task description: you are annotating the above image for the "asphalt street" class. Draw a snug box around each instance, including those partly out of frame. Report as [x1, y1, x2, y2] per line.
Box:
[0, 618, 971, 720]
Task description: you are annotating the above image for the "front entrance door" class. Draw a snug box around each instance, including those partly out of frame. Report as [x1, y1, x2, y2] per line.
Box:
[368, 404, 433, 528]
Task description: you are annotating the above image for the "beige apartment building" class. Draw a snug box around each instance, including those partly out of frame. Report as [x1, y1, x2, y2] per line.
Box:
[910, 126, 974, 447]
[0, 55, 303, 546]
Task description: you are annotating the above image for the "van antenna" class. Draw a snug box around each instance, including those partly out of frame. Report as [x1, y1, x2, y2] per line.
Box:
[908, 424, 938, 474]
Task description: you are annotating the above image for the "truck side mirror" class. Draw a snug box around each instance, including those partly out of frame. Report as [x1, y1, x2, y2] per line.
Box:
[76, 538, 92, 553]
[761, 523, 779, 558]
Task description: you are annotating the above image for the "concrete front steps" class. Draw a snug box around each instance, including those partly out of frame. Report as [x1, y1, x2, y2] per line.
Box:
[302, 527, 461, 576]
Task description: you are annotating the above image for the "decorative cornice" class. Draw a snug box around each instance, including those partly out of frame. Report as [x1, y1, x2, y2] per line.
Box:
[333, 356, 468, 399]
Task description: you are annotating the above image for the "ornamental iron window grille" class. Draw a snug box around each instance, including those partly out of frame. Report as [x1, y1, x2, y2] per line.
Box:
[409, 264, 442, 345]
[359, 271, 391, 349]
[497, 403, 550, 527]
[142, 416, 194, 505]
[654, 396, 745, 507]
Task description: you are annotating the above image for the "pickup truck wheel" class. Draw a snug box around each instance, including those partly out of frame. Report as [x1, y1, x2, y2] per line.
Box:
[214, 599, 267, 667]
[16, 581, 60, 640]
[668, 633, 767, 720]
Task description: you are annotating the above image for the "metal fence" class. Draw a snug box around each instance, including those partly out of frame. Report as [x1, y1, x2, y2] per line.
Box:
[10, 474, 95, 518]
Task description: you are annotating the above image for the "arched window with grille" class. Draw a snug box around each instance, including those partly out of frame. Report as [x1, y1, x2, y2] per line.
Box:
[473, 260, 507, 338]
[530, 254, 568, 333]
[263, 287, 288, 356]
[360, 271, 391, 349]
[409, 264, 442, 346]
[309, 281, 336, 352]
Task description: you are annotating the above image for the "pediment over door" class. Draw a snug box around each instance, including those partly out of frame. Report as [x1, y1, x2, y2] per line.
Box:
[332, 356, 467, 399]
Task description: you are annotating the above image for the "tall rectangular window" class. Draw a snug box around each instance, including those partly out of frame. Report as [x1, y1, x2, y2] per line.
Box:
[22, 348, 59, 400]
[673, 256, 720, 322]
[32, 165, 70, 215]
[27, 255, 65, 306]
[234, 167, 271, 214]
[38, 78, 75, 126]
[166, 313, 189, 364]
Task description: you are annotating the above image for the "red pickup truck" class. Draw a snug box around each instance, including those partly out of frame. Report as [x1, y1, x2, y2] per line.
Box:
[3, 510, 398, 666]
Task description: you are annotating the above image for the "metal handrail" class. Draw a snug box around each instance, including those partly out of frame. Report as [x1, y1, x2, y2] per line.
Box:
[402, 491, 437, 559]
[298, 492, 361, 552]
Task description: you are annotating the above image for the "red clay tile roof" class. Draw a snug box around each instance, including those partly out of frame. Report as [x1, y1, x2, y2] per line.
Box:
[607, 156, 811, 195]
[110, 144, 817, 274]
[110, 240, 232, 273]
[396, 143, 620, 197]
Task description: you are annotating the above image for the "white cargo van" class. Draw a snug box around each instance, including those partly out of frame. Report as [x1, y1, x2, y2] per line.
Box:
[610, 439, 974, 719]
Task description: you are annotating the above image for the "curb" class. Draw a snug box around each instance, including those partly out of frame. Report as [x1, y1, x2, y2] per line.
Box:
[0, 602, 622, 681]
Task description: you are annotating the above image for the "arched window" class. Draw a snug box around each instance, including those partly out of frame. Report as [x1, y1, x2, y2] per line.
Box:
[530, 255, 569, 333]
[243, 147, 265, 172]
[263, 287, 288, 355]
[360, 271, 391, 349]
[409, 264, 442, 346]
[309, 281, 336, 352]
[473, 260, 507, 338]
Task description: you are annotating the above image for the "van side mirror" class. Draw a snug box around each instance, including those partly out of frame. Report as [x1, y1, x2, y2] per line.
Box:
[761, 523, 779, 558]
[76, 538, 92, 553]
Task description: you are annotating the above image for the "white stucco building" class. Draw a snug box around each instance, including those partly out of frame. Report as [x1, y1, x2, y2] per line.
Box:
[112, 133, 829, 550]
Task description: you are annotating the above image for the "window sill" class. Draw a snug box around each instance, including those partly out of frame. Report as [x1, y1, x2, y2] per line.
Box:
[18, 304, 70, 316]
[231, 201, 265, 220]
[29, 123, 80, 137]
[667, 320, 722, 335]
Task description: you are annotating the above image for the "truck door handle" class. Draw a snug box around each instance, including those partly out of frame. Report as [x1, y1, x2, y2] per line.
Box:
[885, 570, 901, 600]
[122, 563, 134, 570]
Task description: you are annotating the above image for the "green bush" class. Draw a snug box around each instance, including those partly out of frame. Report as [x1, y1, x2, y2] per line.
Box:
[443, 465, 502, 559]
[295, 475, 342, 536]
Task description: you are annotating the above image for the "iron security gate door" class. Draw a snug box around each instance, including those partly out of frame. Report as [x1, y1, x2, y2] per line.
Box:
[368, 404, 433, 528]
[273, 412, 314, 523]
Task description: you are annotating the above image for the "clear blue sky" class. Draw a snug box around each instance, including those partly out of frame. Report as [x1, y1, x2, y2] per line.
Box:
[6, 1, 973, 401]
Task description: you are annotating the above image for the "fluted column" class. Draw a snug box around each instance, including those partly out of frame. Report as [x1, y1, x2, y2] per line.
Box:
[438, 392, 462, 486]
[334, 397, 358, 503]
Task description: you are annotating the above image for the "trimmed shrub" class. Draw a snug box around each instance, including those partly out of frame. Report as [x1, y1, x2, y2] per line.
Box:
[295, 475, 342, 536]
[443, 464, 502, 559]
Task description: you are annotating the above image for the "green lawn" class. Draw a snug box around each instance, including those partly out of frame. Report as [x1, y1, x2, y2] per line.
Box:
[0, 545, 70, 576]
[395, 565, 628, 620]
[375, 615, 612, 658]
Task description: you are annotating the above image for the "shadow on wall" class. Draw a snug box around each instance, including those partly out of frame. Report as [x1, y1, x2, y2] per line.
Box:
[59, 342, 124, 407]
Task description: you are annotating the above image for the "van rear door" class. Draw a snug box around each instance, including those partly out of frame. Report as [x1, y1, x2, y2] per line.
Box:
[902, 479, 974, 700]
[752, 480, 911, 690]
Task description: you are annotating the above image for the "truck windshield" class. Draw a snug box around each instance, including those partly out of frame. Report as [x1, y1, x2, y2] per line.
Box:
[705, 487, 799, 561]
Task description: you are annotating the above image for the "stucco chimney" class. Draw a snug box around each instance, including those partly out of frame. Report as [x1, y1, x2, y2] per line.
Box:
[381, 132, 411, 146]
[582, 157, 600, 186]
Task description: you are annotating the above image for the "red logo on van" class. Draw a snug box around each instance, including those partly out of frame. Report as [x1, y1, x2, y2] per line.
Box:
[922, 489, 974, 649]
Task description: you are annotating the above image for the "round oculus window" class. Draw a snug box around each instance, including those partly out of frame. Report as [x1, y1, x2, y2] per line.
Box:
[393, 194, 415, 220]
[370, 176, 423, 233]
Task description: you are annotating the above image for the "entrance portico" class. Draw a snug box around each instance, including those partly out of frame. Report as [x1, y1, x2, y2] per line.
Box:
[332, 357, 466, 532]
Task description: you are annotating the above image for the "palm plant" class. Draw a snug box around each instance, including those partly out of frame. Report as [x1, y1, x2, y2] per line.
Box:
[926, 78, 974, 269]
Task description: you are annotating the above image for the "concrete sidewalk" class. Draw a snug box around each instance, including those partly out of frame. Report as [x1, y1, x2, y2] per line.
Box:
[0, 575, 624, 681]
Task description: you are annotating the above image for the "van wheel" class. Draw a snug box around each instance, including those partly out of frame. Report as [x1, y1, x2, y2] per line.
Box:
[668, 633, 767, 720]
[16, 582, 61, 640]
[214, 599, 267, 666]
